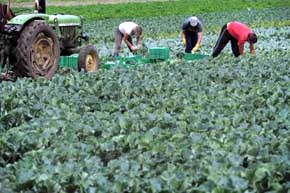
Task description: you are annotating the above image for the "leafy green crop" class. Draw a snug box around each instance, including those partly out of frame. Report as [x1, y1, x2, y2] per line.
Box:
[1, 2, 290, 193]
[1, 51, 290, 193]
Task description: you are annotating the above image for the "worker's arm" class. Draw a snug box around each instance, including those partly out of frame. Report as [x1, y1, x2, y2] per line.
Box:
[197, 32, 203, 45]
[123, 33, 134, 49]
[192, 32, 202, 52]
[191, 23, 203, 52]
[136, 35, 142, 47]
[181, 31, 186, 46]
[250, 43, 256, 56]
[239, 45, 245, 55]
[123, 33, 139, 52]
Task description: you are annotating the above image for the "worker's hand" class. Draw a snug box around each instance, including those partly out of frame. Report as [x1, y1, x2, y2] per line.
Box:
[250, 50, 256, 56]
[182, 37, 186, 47]
[192, 43, 201, 53]
[131, 46, 139, 52]
[136, 44, 142, 49]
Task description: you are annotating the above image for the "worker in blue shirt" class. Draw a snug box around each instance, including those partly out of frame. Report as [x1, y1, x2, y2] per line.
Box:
[181, 16, 203, 53]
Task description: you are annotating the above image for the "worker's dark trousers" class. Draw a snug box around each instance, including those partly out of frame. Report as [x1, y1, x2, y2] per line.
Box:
[185, 31, 198, 53]
[113, 28, 133, 57]
[212, 24, 240, 57]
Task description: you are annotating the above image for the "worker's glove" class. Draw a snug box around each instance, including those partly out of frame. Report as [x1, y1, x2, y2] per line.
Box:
[182, 37, 186, 47]
[192, 43, 201, 53]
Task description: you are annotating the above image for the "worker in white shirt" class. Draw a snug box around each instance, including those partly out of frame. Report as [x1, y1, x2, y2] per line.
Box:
[34, 0, 46, 13]
[113, 21, 143, 57]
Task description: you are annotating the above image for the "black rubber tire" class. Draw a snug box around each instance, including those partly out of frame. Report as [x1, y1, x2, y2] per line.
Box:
[16, 20, 60, 79]
[78, 45, 99, 72]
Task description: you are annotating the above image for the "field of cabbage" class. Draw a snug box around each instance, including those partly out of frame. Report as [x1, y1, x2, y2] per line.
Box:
[1, 2, 290, 193]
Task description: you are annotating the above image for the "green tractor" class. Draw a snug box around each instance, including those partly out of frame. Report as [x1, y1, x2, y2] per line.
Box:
[0, 0, 98, 80]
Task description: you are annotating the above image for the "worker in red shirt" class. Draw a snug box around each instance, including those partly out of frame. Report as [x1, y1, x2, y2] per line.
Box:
[212, 21, 257, 57]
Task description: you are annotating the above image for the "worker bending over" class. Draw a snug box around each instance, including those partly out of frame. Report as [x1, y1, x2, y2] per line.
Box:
[212, 21, 257, 57]
[181, 16, 203, 53]
[113, 21, 143, 57]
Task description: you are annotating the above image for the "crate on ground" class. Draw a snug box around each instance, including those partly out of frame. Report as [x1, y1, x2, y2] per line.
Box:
[117, 54, 142, 64]
[102, 61, 118, 69]
[59, 54, 78, 69]
[140, 57, 151, 64]
[184, 53, 208, 60]
[149, 47, 170, 60]
[103, 61, 130, 69]
[101, 55, 150, 70]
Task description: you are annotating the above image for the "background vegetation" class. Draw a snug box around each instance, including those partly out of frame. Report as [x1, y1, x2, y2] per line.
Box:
[12, 0, 290, 21]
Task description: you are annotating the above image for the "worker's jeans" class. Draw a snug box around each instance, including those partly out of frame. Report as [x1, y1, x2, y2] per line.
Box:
[113, 28, 133, 57]
[184, 31, 198, 53]
[212, 24, 240, 57]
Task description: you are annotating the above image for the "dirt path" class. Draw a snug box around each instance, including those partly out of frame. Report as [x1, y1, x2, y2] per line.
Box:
[12, 0, 169, 8]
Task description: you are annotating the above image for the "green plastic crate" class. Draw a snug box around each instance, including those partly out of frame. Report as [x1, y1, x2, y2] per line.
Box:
[117, 55, 142, 64]
[102, 61, 117, 69]
[141, 58, 151, 64]
[184, 53, 207, 60]
[101, 54, 153, 70]
[59, 54, 78, 69]
[102, 60, 129, 69]
[123, 55, 152, 65]
[149, 47, 170, 60]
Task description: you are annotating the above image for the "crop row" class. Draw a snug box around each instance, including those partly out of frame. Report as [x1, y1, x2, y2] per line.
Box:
[1, 47, 290, 193]
[82, 7, 290, 57]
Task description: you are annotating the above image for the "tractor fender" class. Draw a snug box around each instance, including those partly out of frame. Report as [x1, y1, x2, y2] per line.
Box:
[48, 14, 82, 27]
[7, 14, 49, 31]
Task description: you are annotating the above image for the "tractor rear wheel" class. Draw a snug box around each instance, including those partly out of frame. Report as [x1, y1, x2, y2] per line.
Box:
[16, 20, 60, 79]
[78, 45, 99, 72]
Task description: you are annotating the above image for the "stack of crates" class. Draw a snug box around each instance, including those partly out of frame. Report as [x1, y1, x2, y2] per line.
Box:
[59, 54, 78, 69]
[149, 47, 170, 60]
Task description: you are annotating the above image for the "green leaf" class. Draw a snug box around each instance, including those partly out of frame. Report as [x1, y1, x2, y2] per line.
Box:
[254, 167, 270, 182]
[150, 178, 162, 192]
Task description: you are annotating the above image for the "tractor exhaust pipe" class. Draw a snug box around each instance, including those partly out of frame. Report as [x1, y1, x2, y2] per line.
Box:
[35, 0, 46, 14]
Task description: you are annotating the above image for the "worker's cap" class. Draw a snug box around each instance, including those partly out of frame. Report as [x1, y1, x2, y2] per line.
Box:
[189, 16, 198, 27]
